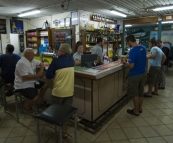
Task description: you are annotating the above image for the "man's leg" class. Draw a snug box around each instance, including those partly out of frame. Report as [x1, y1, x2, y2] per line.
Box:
[145, 84, 154, 96]
[139, 96, 143, 112]
[133, 96, 140, 114]
[37, 82, 48, 104]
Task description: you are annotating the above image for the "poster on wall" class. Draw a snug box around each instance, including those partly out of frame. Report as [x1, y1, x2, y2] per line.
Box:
[10, 19, 24, 34]
[19, 35, 24, 52]
[150, 31, 158, 40]
[0, 19, 7, 34]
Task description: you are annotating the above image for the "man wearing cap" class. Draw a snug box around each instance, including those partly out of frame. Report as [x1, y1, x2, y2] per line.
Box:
[145, 38, 166, 97]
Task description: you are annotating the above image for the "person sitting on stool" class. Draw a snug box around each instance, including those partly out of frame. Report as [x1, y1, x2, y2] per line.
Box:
[0, 44, 20, 96]
[14, 48, 48, 113]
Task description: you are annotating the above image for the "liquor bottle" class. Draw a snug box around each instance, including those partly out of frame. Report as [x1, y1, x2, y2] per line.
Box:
[92, 14, 95, 20]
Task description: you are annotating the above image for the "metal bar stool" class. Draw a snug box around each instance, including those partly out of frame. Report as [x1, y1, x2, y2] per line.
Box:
[34, 104, 78, 143]
[0, 82, 12, 113]
[14, 90, 38, 122]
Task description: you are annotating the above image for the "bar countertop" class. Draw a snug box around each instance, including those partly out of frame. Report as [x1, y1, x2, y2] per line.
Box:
[74, 61, 125, 80]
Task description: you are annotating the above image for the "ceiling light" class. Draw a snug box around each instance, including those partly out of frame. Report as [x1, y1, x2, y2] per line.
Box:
[125, 24, 132, 27]
[18, 10, 41, 17]
[157, 21, 173, 24]
[110, 10, 127, 17]
[153, 5, 173, 11]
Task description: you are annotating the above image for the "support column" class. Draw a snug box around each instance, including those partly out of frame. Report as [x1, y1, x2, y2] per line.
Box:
[158, 20, 162, 40]
[122, 20, 125, 55]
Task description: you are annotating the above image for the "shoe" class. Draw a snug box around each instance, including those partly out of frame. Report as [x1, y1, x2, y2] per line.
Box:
[127, 109, 139, 116]
[158, 87, 165, 89]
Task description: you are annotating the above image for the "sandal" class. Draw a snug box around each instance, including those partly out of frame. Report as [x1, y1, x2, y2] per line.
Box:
[133, 108, 142, 113]
[144, 94, 152, 97]
[127, 109, 139, 116]
[62, 132, 68, 138]
[24, 107, 34, 113]
[152, 92, 159, 95]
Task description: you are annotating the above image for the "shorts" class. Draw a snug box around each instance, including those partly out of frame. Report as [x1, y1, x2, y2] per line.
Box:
[51, 96, 73, 106]
[15, 80, 45, 99]
[128, 74, 146, 97]
[147, 66, 161, 84]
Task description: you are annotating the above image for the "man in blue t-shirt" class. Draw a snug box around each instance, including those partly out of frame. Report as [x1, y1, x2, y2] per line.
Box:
[145, 38, 166, 97]
[0, 44, 20, 96]
[122, 35, 146, 116]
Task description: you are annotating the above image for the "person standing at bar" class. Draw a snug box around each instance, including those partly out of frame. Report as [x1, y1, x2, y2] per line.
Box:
[73, 41, 83, 66]
[145, 38, 166, 97]
[122, 35, 146, 116]
[91, 38, 104, 65]
[46, 43, 74, 138]
[157, 40, 170, 89]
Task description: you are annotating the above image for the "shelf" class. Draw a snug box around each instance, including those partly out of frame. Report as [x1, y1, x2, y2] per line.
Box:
[37, 35, 48, 37]
[90, 19, 115, 24]
[27, 46, 38, 48]
[27, 40, 37, 42]
[86, 42, 97, 44]
[26, 36, 37, 37]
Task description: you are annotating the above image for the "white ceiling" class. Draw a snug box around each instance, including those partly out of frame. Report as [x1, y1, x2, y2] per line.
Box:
[0, 0, 173, 19]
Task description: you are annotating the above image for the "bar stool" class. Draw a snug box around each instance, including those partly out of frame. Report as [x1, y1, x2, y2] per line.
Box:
[0, 81, 13, 113]
[14, 90, 38, 122]
[34, 104, 78, 143]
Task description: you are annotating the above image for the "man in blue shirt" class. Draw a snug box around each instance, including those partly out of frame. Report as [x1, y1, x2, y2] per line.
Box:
[0, 44, 20, 96]
[122, 35, 146, 116]
[145, 38, 166, 97]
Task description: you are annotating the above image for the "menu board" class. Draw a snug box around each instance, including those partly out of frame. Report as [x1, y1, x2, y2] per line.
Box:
[53, 29, 72, 53]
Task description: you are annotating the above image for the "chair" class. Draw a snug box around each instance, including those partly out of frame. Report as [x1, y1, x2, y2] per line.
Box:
[34, 104, 78, 143]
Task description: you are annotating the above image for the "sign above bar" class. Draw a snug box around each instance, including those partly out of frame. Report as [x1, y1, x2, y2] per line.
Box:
[0, 19, 7, 34]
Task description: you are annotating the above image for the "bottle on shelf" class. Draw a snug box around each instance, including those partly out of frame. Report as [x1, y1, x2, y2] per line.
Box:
[92, 14, 95, 20]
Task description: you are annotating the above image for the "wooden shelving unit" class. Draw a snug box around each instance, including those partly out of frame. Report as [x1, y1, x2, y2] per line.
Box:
[80, 29, 122, 56]
[25, 29, 52, 54]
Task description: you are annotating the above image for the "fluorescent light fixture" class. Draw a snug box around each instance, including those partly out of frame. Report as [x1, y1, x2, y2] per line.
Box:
[157, 21, 173, 24]
[153, 5, 173, 11]
[125, 24, 132, 27]
[110, 10, 127, 17]
[18, 10, 41, 17]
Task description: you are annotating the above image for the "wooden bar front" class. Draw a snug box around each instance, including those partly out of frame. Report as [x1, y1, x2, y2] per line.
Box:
[73, 63, 129, 121]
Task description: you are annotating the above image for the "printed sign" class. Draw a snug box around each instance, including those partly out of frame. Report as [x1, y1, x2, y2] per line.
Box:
[0, 19, 7, 34]
[10, 19, 24, 34]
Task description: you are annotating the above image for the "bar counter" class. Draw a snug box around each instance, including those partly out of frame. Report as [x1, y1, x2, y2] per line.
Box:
[73, 61, 129, 122]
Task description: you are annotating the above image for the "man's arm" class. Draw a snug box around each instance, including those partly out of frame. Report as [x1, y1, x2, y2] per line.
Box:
[74, 59, 81, 66]
[46, 59, 56, 79]
[22, 73, 43, 81]
[161, 54, 167, 64]
[19, 62, 44, 81]
[122, 60, 134, 69]
[147, 52, 156, 59]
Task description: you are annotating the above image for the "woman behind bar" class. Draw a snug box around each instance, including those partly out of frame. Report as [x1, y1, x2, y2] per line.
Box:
[73, 41, 83, 66]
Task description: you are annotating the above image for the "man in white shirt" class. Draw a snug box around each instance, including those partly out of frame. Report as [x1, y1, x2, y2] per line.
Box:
[14, 48, 48, 112]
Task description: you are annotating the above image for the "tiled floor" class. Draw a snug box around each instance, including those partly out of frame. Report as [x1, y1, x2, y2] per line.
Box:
[1, 70, 173, 143]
